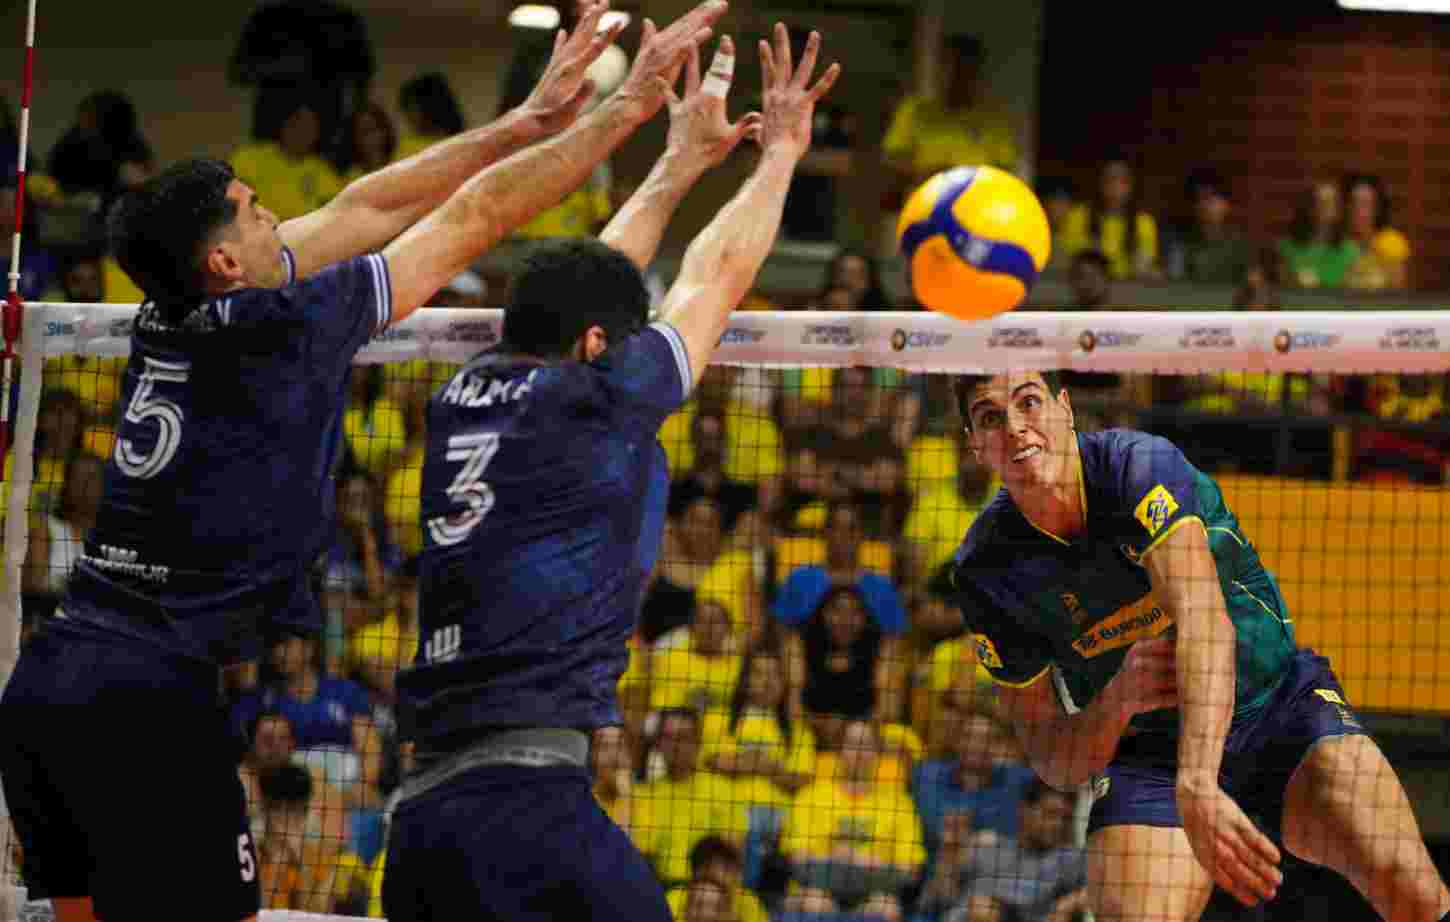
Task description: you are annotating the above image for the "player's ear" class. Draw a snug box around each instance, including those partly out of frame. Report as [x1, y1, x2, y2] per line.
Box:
[583, 325, 609, 362]
[1057, 388, 1075, 429]
[203, 239, 244, 290]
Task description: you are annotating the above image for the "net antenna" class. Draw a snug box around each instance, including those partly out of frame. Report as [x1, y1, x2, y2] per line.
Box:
[0, 1, 36, 917]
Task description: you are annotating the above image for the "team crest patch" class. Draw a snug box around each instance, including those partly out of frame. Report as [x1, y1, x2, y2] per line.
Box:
[1314, 688, 1347, 706]
[973, 633, 1004, 670]
[1134, 485, 1180, 537]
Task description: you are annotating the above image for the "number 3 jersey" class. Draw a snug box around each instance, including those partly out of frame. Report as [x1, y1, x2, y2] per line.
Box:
[60, 249, 393, 664]
[948, 429, 1297, 736]
[396, 322, 692, 745]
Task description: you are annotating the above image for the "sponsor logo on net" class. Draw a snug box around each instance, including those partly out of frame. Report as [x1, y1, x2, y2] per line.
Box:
[44, 320, 78, 338]
[1077, 329, 1143, 353]
[375, 324, 418, 343]
[891, 328, 952, 351]
[441, 320, 498, 345]
[1273, 329, 1341, 354]
[719, 326, 767, 345]
[801, 323, 857, 347]
[1379, 326, 1442, 351]
[987, 327, 1043, 349]
[1178, 326, 1236, 349]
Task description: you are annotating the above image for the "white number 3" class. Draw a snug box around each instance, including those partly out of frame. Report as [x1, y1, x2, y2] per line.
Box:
[238, 832, 256, 882]
[427, 432, 500, 547]
[115, 357, 189, 479]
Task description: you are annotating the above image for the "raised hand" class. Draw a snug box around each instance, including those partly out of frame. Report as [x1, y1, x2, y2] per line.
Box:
[659, 38, 762, 173]
[519, 1, 626, 134]
[615, 0, 730, 123]
[757, 23, 840, 159]
[1179, 778, 1283, 907]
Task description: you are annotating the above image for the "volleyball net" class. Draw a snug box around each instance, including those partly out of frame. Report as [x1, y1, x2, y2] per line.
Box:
[4, 305, 1450, 921]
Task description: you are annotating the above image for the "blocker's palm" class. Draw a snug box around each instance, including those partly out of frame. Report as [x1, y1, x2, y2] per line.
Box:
[757, 23, 840, 159]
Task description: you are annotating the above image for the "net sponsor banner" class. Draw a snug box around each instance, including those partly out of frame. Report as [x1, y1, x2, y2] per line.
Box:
[26, 304, 1450, 373]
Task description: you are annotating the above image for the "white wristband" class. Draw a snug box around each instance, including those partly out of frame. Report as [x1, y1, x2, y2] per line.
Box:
[702, 51, 735, 98]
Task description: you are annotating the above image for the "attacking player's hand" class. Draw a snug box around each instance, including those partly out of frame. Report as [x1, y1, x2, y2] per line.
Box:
[1178, 778, 1282, 907]
[615, 0, 730, 124]
[1104, 634, 1178, 718]
[659, 39, 762, 172]
[520, 1, 625, 134]
[757, 24, 841, 160]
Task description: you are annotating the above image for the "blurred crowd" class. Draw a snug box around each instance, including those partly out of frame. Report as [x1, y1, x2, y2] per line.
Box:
[7, 3, 1450, 922]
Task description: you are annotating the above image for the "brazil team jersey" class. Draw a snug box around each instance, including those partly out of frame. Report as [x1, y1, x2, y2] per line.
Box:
[396, 322, 692, 745]
[61, 248, 393, 664]
[950, 429, 1296, 734]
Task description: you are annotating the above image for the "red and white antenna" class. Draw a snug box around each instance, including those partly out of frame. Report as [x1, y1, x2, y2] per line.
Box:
[2, 0, 38, 463]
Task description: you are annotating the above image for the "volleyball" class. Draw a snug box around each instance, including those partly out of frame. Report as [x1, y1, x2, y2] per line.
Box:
[897, 165, 1052, 321]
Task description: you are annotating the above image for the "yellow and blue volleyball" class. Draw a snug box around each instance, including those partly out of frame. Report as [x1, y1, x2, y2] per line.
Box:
[897, 165, 1051, 321]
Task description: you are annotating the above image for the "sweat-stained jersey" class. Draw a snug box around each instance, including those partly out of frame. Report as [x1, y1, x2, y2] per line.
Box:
[396, 322, 692, 747]
[59, 248, 393, 664]
[950, 429, 1296, 735]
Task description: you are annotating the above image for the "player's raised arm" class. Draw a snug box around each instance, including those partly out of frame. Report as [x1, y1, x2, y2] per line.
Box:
[381, 1, 727, 323]
[657, 24, 839, 387]
[600, 37, 761, 272]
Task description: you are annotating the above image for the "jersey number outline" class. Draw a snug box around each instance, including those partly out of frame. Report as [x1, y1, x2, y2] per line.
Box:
[114, 357, 190, 479]
[427, 432, 501, 546]
[238, 832, 256, 882]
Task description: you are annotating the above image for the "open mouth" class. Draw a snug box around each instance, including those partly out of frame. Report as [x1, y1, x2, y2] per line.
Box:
[1012, 445, 1042, 463]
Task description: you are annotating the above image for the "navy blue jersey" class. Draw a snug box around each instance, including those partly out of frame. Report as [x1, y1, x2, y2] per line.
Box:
[950, 429, 1295, 735]
[397, 322, 692, 744]
[61, 249, 392, 664]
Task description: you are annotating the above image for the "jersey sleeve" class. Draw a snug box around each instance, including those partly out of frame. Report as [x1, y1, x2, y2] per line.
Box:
[1109, 433, 1205, 558]
[952, 575, 1054, 689]
[591, 321, 692, 431]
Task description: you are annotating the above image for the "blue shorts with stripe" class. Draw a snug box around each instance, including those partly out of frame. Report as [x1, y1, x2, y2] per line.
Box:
[1087, 648, 1368, 840]
[383, 763, 670, 922]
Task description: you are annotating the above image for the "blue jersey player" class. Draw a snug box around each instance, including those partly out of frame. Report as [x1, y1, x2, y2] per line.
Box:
[947, 371, 1450, 922]
[384, 26, 838, 922]
[0, 4, 730, 921]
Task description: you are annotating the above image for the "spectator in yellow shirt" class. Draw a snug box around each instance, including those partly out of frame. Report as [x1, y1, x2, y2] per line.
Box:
[1060, 159, 1159, 280]
[230, 99, 344, 222]
[883, 34, 1019, 200]
[650, 599, 742, 714]
[340, 102, 398, 185]
[591, 725, 635, 830]
[667, 837, 769, 922]
[782, 719, 925, 916]
[631, 709, 748, 886]
[1342, 172, 1411, 291]
[397, 73, 466, 161]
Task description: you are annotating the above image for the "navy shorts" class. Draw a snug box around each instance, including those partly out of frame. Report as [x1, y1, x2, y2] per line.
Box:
[383, 763, 670, 922]
[0, 623, 258, 921]
[1088, 648, 1368, 841]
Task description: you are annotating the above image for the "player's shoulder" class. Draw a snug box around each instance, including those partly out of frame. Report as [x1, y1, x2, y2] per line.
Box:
[1080, 428, 1185, 474]
[955, 487, 1018, 568]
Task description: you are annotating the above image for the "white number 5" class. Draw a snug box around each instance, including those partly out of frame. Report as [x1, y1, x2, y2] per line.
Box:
[427, 432, 501, 547]
[238, 832, 256, 882]
[115, 357, 189, 479]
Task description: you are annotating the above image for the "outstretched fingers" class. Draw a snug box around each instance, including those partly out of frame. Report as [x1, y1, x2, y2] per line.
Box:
[809, 62, 841, 101]
[793, 31, 820, 89]
[773, 22, 792, 82]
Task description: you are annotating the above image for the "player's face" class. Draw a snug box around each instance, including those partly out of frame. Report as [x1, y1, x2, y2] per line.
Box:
[219, 180, 287, 291]
[965, 373, 1074, 496]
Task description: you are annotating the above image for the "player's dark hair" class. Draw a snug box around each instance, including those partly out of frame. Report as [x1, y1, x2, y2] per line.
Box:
[689, 835, 742, 874]
[108, 158, 238, 306]
[259, 762, 312, 807]
[501, 239, 650, 360]
[955, 371, 1063, 432]
[400, 72, 465, 136]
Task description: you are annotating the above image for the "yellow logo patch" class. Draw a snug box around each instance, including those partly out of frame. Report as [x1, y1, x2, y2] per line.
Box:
[973, 633, 1004, 670]
[1314, 688, 1346, 706]
[1134, 484, 1180, 537]
[1072, 594, 1173, 658]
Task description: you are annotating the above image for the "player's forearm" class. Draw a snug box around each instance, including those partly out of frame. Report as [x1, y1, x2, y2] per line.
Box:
[338, 108, 548, 230]
[1016, 681, 1135, 790]
[599, 151, 706, 272]
[662, 148, 798, 362]
[444, 96, 646, 255]
[1172, 589, 1236, 788]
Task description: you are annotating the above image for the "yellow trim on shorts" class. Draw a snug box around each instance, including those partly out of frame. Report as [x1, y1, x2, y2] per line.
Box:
[989, 663, 1052, 689]
[1137, 515, 1206, 561]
